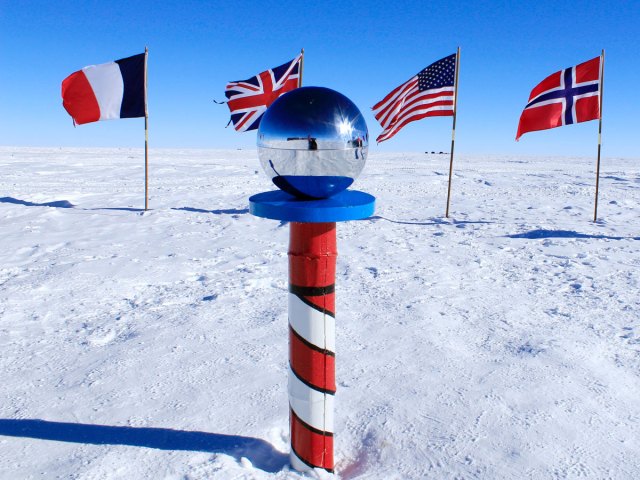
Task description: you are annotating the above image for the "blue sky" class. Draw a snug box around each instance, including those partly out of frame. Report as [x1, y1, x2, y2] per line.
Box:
[1, 0, 638, 156]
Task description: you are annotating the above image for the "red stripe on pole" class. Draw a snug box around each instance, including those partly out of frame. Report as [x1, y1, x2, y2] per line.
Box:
[297, 291, 335, 317]
[290, 326, 336, 393]
[61, 70, 101, 125]
[289, 222, 337, 288]
[291, 408, 334, 471]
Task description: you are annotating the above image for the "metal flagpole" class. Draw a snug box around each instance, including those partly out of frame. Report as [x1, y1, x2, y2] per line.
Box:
[144, 46, 149, 211]
[299, 48, 304, 88]
[445, 47, 461, 218]
[593, 49, 605, 222]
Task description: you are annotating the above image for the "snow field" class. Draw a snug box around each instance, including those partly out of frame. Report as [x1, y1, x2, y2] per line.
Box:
[0, 147, 639, 479]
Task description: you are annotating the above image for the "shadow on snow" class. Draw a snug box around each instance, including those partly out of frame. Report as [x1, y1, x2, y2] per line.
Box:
[0, 197, 145, 212]
[171, 207, 249, 215]
[368, 215, 493, 226]
[0, 418, 288, 473]
[0, 196, 75, 208]
[507, 229, 640, 240]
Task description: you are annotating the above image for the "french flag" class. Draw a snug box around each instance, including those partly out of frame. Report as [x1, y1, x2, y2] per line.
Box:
[62, 53, 146, 125]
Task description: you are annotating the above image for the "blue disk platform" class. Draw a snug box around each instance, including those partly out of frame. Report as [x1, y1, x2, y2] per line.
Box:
[249, 190, 375, 223]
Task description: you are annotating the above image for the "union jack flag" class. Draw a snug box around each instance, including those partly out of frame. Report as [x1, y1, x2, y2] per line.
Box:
[516, 56, 601, 140]
[225, 54, 302, 132]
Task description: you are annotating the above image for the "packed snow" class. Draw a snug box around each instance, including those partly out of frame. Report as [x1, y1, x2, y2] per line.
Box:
[1, 146, 639, 479]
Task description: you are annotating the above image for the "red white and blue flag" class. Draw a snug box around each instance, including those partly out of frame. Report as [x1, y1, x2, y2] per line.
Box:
[62, 53, 146, 125]
[372, 53, 457, 143]
[516, 56, 601, 140]
[224, 53, 302, 132]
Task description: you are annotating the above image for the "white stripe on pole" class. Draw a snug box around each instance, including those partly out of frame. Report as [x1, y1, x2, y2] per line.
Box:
[288, 367, 335, 433]
[288, 293, 335, 352]
[290, 450, 309, 472]
[82, 62, 124, 120]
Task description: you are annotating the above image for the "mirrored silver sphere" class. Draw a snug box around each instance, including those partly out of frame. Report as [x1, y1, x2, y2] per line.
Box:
[258, 86, 368, 199]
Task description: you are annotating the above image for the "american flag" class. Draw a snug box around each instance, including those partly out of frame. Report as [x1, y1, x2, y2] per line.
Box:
[372, 53, 457, 143]
[225, 53, 302, 132]
[516, 56, 601, 140]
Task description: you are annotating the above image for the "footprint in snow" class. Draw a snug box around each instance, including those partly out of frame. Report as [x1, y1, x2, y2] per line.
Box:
[620, 327, 640, 345]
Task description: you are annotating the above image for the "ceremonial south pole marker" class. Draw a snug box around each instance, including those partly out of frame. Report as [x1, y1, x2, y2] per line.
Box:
[249, 87, 375, 473]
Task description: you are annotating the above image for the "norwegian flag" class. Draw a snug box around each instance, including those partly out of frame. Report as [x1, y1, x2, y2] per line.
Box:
[516, 56, 601, 140]
[224, 54, 302, 132]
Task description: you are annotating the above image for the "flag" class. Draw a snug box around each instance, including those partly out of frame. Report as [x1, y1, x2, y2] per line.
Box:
[372, 53, 456, 143]
[516, 56, 601, 140]
[61, 53, 146, 125]
[224, 53, 302, 132]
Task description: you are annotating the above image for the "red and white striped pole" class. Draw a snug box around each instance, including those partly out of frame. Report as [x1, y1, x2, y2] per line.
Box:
[287, 221, 336, 473]
[250, 86, 375, 473]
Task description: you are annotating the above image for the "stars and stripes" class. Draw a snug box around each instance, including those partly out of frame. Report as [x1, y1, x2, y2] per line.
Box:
[516, 56, 601, 140]
[224, 54, 302, 132]
[372, 53, 457, 143]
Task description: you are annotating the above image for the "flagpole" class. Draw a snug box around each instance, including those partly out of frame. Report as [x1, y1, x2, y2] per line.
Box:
[299, 48, 304, 87]
[445, 47, 460, 218]
[144, 46, 149, 211]
[593, 49, 605, 222]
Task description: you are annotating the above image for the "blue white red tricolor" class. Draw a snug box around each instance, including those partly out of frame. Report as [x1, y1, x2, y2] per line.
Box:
[516, 56, 601, 140]
[372, 53, 456, 143]
[61, 53, 146, 125]
[225, 54, 302, 132]
[288, 222, 336, 473]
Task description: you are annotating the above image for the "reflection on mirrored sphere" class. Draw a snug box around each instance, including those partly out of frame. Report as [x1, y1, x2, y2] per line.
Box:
[257, 86, 368, 199]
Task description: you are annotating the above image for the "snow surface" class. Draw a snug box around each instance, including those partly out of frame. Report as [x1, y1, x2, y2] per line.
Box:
[1, 146, 639, 479]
